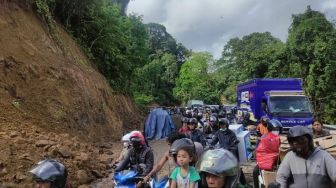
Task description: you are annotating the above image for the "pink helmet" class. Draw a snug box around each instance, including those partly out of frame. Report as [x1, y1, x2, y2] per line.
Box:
[129, 131, 145, 146]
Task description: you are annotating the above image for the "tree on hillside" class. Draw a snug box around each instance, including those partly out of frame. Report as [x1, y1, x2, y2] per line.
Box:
[215, 32, 284, 103]
[131, 53, 179, 106]
[287, 6, 336, 122]
[174, 52, 220, 104]
[147, 23, 190, 65]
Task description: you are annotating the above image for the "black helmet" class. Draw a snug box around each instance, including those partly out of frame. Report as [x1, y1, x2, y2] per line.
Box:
[181, 117, 189, 123]
[266, 119, 282, 132]
[188, 118, 198, 125]
[218, 118, 230, 127]
[30, 159, 67, 188]
[196, 149, 239, 188]
[169, 138, 195, 156]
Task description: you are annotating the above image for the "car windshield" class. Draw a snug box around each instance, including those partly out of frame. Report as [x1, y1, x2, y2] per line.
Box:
[269, 96, 313, 116]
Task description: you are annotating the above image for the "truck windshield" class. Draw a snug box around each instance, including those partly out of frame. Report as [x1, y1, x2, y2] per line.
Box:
[269, 96, 313, 116]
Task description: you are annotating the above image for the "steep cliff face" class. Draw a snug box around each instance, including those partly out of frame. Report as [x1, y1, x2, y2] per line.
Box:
[0, 1, 142, 186]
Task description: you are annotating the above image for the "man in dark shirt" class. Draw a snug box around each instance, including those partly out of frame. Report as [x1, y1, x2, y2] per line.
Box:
[210, 118, 238, 157]
[188, 118, 207, 147]
[115, 131, 154, 177]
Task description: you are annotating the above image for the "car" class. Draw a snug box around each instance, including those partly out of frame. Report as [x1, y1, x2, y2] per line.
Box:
[186, 100, 204, 108]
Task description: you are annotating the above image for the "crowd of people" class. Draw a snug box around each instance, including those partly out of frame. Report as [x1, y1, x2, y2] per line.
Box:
[27, 105, 336, 188]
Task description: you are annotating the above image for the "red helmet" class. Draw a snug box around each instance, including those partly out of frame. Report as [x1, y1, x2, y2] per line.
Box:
[129, 131, 145, 146]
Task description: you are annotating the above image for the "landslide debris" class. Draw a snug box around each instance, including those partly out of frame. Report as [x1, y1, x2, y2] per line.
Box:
[0, 1, 142, 187]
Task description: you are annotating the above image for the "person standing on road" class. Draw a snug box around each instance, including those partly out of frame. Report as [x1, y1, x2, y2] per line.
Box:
[188, 118, 207, 147]
[276, 126, 336, 188]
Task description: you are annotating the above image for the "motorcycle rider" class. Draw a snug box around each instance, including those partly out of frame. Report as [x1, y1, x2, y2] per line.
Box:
[179, 117, 190, 135]
[209, 118, 239, 158]
[276, 126, 336, 188]
[253, 119, 281, 188]
[30, 159, 71, 188]
[196, 149, 246, 188]
[205, 116, 219, 134]
[188, 118, 207, 147]
[115, 131, 154, 178]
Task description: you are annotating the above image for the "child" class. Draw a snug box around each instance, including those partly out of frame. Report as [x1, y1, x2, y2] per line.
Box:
[170, 146, 200, 188]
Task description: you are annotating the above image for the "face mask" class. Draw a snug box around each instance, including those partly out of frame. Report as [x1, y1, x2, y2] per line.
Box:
[220, 128, 227, 131]
[272, 131, 279, 135]
[123, 142, 129, 148]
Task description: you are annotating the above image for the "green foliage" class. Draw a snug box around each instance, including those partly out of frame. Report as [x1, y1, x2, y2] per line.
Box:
[133, 92, 155, 107]
[131, 53, 179, 105]
[174, 52, 220, 104]
[287, 6, 336, 122]
[33, 0, 57, 38]
[146, 23, 190, 64]
[214, 32, 285, 104]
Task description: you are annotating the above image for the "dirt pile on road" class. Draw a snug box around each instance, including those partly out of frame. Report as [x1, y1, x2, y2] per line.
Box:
[0, 1, 142, 187]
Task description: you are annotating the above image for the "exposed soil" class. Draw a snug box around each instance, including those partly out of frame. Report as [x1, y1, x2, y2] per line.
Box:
[0, 1, 143, 187]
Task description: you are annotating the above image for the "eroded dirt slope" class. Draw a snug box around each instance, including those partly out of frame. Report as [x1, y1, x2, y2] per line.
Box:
[0, 1, 142, 187]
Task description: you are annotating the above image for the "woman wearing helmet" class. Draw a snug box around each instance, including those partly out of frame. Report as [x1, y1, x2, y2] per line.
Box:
[30, 159, 70, 188]
[196, 149, 245, 188]
[115, 133, 131, 163]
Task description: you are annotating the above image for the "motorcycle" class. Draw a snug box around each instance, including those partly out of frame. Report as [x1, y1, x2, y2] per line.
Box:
[113, 170, 169, 188]
[113, 170, 146, 188]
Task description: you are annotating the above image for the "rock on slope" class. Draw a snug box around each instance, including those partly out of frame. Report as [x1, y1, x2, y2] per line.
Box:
[0, 1, 142, 187]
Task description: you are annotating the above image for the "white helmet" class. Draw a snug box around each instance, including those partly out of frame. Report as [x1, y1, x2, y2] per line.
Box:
[122, 133, 131, 142]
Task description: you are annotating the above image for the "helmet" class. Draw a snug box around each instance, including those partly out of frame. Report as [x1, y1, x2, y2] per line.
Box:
[121, 133, 131, 142]
[196, 149, 239, 188]
[197, 112, 203, 120]
[266, 119, 282, 132]
[209, 116, 217, 122]
[287, 126, 313, 142]
[181, 117, 189, 123]
[189, 118, 198, 125]
[30, 159, 67, 188]
[218, 118, 230, 127]
[129, 131, 145, 146]
[169, 138, 195, 156]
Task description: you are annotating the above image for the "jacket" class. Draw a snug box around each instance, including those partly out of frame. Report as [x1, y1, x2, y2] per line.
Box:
[115, 146, 154, 176]
[189, 129, 207, 147]
[276, 148, 336, 188]
[210, 129, 238, 151]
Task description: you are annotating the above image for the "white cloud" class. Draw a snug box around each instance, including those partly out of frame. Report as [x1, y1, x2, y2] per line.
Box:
[128, 0, 336, 59]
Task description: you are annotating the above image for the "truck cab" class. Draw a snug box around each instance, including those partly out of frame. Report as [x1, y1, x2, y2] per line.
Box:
[237, 78, 314, 128]
[264, 90, 313, 127]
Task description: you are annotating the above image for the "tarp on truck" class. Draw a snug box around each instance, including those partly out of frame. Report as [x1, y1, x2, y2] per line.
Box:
[144, 108, 176, 139]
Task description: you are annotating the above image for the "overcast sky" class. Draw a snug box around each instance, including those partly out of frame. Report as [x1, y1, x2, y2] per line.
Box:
[127, 0, 336, 59]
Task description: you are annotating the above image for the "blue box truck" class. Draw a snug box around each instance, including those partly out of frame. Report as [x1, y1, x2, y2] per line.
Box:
[237, 78, 314, 128]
